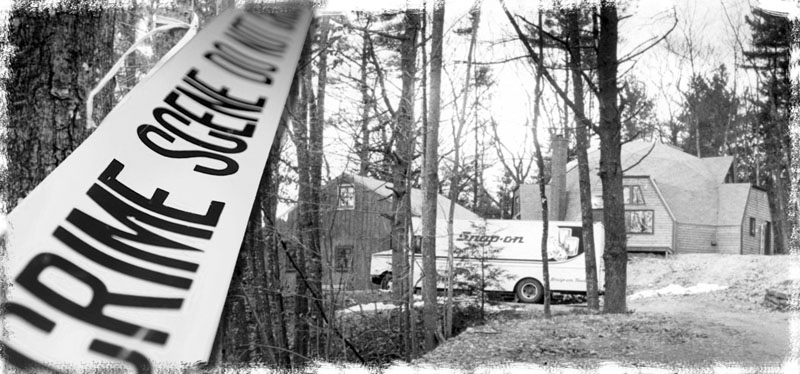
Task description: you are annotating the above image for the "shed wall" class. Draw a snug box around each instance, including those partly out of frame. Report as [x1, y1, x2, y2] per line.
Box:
[279, 176, 395, 290]
[741, 188, 772, 255]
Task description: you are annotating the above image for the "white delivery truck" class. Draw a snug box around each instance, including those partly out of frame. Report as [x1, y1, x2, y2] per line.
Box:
[370, 219, 605, 303]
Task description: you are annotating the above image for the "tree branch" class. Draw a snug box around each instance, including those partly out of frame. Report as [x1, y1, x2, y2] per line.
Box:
[365, 33, 396, 117]
[500, 1, 601, 134]
[622, 141, 657, 172]
[333, 16, 407, 41]
[618, 7, 678, 64]
[518, 13, 600, 94]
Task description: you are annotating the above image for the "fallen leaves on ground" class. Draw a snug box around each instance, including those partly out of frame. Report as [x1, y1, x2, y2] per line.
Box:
[414, 308, 713, 369]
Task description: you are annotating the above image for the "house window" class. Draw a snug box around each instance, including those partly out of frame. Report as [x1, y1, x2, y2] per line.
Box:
[623, 185, 645, 205]
[335, 246, 353, 272]
[338, 184, 355, 210]
[625, 210, 654, 234]
[749, 217, 756, 236]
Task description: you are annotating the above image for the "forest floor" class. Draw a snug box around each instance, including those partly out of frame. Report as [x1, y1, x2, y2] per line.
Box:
[409, 253, 799, 372]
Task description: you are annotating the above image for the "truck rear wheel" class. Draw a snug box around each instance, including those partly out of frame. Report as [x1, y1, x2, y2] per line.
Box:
[515, 278, 544, 303]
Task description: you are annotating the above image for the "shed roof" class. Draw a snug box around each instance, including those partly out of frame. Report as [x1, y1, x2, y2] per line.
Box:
[716, 184, 751, 226]
[702, 156, 734, 184]
[564, 141, 738, 225]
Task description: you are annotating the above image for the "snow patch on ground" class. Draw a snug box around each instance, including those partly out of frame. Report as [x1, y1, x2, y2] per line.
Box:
[629, 283, 727, 300]
[338, 296, 514, 315]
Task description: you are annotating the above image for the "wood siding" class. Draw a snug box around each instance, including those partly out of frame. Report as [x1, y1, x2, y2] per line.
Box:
[278, 175, 395, 290]
[741, 188, 772, 255]
[715, 225, 740, 254]
[675, 223, 717, 253]
[624, 177, 674, 252]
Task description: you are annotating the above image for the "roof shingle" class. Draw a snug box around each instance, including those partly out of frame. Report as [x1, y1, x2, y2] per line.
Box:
[563, 141, 740, 225]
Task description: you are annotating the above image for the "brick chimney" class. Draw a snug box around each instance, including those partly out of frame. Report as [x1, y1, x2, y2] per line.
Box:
[550, 135, 568, 221]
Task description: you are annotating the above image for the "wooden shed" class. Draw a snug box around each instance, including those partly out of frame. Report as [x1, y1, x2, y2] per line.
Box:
[515, 140, 773, 255]
[278, 173, 479, 290]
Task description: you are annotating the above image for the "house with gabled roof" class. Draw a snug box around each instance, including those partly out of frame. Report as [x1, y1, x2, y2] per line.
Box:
[278, 173, 479, 289]
[514, 139, 773, 255]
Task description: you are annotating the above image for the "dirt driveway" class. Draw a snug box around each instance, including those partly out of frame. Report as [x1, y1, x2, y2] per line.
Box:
[627, 293, 791, 366]
[416, 294, 793, 370]
[417, 254, 796, 370]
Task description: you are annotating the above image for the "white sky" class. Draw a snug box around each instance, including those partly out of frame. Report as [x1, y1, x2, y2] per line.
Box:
[0, 0, 764, 212]
[320, 0, 760, 189]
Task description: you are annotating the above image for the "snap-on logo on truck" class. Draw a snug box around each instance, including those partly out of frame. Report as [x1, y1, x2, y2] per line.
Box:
[455, 232, 524, 244]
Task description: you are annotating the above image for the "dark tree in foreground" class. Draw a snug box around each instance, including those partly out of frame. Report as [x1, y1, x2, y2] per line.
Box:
[596, 2, 627, 313]
[1, 0, 117, 210]
[421, 0, 445, 351]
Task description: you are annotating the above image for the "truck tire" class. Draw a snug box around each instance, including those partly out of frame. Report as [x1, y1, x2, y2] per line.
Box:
[515, 278, 544, 303]
[380, 273, 393, 290]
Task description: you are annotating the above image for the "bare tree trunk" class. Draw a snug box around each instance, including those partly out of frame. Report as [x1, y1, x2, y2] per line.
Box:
[565, 8, 599, 311]
[422, 0, 445, 351]
[306, 15, 329, 357]
[596, 2, 627, 314]
[533, 10, 551, 319]
[694, 117, 701, 158]
[391, 10, 420, 361]
[262, 122, 291, 367]
[446, 0, 481, 338]
[292, 20, 315, 361]
[358, 26, 373, 176]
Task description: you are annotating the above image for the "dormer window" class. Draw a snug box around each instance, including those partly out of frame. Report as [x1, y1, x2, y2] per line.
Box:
[623, 185, 645, 205]
[338, 184, 355, 210]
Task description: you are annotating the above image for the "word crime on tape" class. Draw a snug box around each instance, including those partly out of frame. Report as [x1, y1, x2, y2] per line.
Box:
[1, 8, 310, 371]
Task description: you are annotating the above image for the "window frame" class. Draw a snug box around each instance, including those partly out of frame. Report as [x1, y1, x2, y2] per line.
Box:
[337, 184, 356, 210]
[334, 246, 354, 272]
[625, 209, 655, 235]
[749, 217, 756, 237]
[623, 185, 645, 205]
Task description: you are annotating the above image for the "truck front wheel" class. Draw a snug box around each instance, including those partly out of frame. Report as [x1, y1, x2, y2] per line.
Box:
[515, 278, 544, 303]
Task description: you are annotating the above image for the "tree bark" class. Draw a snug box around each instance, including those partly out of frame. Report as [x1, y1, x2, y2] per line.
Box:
[306, 15, 329, 357]
[422, 0, 445, 351]
[292, 20, 315, 361]
[358, 25, 373, 176]
[261, 120, 291, 367]
[391, 10, 419, 361]
[596, 2, 627, 314]
[533, 10, 551, 319]
[565, 9, 600, 311]
[3, 1, 117, 210]
[445, 0, 482, 338]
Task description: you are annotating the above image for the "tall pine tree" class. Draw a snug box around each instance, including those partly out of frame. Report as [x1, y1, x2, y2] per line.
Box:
[743, 8, 791, 254]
